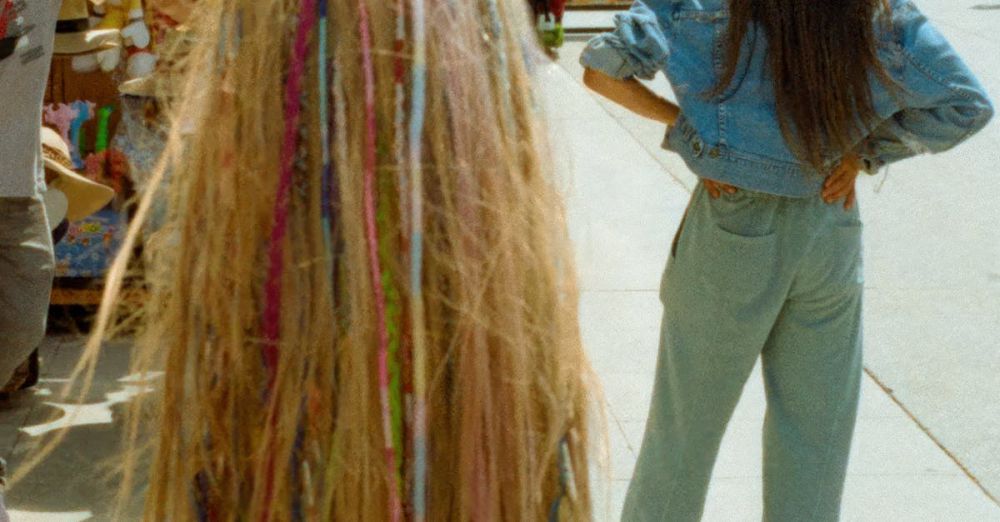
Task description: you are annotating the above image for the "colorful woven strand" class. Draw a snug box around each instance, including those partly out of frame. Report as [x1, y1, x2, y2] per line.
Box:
[258, 0, 317, 519]
[408, 0, 429, 518]
[318, 0, 333, 276]
[485, 0, 515, 133]
[358, 3, 404, 520]
[394, 0, 410, 238]
[261, 0, 317, 386]
[321, 52, 349, 520]
[547, 435, 579, 521]
[375, 110, 404, 498]
[390, 0, 409, 501]
[310, 1, 331, 516]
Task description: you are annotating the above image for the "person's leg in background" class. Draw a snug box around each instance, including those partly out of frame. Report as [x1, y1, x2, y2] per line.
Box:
[0, 457, 8, 522]
[759, 217, 865, 521]
[0, 195, 54, 391]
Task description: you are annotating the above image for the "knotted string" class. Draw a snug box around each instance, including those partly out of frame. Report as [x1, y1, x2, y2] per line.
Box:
[259, 0, 317, 518]
[359, 3, 404, 520]
[407, 0, 429, 518]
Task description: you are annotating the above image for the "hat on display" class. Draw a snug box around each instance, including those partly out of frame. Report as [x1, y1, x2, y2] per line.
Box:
[43, 188, 69, 232]
[41, 127, 115, 221]
[118, 72, 187, 99]
[54, 0, 121, 55]
[118, 74, 159, 97]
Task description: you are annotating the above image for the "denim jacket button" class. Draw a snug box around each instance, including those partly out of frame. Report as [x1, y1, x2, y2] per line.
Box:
[708, 147, 721, 158]
[692, 140, 703, 155]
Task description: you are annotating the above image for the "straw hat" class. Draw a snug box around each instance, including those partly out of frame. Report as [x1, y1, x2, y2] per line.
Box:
[53, 0, 121, 55]
[42, 187, 69, 232]
[118, 74, 161, 97]
[41, 127, 115, 222]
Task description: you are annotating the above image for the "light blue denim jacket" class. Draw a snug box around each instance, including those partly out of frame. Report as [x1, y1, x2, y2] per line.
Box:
[579, 0, 995, 197]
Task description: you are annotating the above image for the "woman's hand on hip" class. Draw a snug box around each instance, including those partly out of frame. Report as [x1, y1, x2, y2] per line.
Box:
[704, 178, 738, 199]
[823, 153, 862, 210]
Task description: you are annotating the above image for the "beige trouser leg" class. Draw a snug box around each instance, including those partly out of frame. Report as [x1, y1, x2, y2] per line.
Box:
[0, 196, 54, 385]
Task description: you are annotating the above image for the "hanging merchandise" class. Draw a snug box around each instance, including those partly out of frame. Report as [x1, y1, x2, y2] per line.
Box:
[531, 0, 566, 48]
[41, 127, 116, 223]
[40, 127, 122, 278]
[113, 95, 165, 194]
[44, 0, 131, 282]
[113, 87, 175, 235]
[565, 0, 629, 5]
[92, 0, 157, 79]
[28, 0, 604, 520]
[46, 0, 125, 163]
[53, 0, 123, 72]
[116, 8, 197, 234]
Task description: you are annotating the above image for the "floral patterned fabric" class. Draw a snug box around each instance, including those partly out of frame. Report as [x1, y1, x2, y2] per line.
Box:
[53, 207, 125, 278]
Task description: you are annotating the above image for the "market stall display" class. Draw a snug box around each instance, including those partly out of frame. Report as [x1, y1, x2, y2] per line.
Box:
[532, 0, 566, 48]
[41, 0, 160, 304]
[566, 0, 630, 6]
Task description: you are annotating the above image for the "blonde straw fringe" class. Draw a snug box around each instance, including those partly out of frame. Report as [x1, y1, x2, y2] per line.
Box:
[19, 0, 611, 520]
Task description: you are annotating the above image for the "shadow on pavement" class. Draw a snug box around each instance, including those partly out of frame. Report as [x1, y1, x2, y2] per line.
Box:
[0, 337, 153, 521]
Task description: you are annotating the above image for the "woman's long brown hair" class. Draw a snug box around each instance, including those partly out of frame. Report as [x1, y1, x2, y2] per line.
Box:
[714, 0, 894, 170]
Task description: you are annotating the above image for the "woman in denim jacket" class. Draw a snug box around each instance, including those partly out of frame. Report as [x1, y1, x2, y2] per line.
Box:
[580, 1, 993, 520]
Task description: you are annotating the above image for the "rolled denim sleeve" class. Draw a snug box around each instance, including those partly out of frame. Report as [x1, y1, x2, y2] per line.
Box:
[857, 1, 994, 172]
[578, 1, 669, 81]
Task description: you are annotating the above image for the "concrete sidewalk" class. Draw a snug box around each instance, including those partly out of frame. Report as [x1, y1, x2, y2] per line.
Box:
[0, 338, 148, 521]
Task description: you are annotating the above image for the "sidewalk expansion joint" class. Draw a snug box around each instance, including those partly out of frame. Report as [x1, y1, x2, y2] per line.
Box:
[863, 366, 1000, 507]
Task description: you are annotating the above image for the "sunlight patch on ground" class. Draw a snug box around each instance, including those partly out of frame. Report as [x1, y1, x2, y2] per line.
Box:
[19, 373, 162, 438]
[117, 371, 164, 383]
[6, 510, 92, 521]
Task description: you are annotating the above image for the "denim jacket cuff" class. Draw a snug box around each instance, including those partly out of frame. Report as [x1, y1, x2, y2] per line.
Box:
[579, 36, 634, 80]
[852, 138, 881, 175]
[854, 143, 885, 175]
[859, 154, 885, 175]
[579, 33, 662, 81]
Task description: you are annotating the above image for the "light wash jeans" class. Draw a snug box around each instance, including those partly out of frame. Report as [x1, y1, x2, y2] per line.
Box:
[0, 195, 53, 386]
[622, 179, 864, 521]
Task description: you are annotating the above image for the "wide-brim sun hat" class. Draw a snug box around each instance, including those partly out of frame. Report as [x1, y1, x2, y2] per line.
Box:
[53, 0, 121, 56]
[42, 188, 69, 232]
[41, 127, 115, 222]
